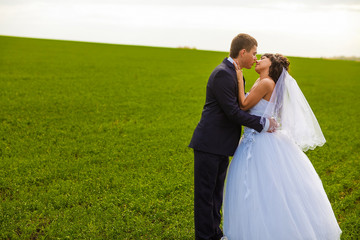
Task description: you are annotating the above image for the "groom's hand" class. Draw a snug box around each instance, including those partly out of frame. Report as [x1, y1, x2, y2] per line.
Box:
[267, 118, 279, 133]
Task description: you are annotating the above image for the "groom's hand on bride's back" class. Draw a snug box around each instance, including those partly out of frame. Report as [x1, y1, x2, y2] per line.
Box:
[267, 118, 279, 133]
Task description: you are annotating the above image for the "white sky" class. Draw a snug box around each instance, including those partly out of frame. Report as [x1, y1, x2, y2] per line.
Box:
[0, 0, 359, 58]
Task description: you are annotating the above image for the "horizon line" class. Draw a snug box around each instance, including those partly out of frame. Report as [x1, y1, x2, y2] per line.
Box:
[1, 34, 360, 61]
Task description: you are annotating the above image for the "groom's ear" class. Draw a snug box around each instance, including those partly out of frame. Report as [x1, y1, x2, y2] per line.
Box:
[239, 49, 246, 58]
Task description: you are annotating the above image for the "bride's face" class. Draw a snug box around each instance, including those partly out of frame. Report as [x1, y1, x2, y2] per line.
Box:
[255, 56, 271, 74]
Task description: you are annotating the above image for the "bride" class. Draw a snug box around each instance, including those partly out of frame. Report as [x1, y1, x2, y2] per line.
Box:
[222, 54, 342, 239]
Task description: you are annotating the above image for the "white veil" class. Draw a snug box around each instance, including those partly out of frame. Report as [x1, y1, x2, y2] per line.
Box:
[260, 69, 326, 151]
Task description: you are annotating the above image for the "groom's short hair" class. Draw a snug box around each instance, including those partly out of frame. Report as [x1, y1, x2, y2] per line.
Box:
[230, 33, 258, 58]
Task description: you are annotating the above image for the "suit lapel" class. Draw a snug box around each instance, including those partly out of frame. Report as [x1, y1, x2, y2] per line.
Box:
[243, 76, 246, 94]
[223, 58, 247, 97]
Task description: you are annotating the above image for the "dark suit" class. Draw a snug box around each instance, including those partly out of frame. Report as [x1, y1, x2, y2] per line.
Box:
[189, 58, 263, 240]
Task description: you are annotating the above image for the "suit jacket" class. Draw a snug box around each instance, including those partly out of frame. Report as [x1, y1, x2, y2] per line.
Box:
[189, 58, 263, 156]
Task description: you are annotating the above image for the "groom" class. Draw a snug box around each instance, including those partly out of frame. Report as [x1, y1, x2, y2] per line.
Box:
[189, 33, 276, 240]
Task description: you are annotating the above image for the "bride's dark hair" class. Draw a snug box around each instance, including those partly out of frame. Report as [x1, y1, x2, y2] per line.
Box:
[262, 53, 290, 83]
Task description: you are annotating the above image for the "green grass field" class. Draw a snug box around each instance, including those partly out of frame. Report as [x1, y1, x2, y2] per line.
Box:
[0, 35, 359, 239]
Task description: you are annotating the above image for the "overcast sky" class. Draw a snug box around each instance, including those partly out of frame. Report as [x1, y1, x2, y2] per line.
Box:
[1, 0, 359, 58]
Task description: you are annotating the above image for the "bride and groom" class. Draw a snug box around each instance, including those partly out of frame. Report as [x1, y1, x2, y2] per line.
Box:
[189, 33, 342, 240]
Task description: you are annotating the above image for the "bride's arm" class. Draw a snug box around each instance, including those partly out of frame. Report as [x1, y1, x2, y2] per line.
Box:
[235, 65, 274, 111]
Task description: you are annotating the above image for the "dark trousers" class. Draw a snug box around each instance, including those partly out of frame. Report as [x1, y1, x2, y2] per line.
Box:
[194, 150, 229, 240]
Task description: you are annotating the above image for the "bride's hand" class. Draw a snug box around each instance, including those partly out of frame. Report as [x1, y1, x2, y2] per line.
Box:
[233, 61, 243, 82]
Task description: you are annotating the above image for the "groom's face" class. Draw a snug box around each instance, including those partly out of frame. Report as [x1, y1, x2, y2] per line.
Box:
[243, 46, 258, 69]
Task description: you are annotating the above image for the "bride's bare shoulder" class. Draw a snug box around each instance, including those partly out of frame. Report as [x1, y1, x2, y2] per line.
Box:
[258, 78, 275, 89]
[262, 77, 275, 84]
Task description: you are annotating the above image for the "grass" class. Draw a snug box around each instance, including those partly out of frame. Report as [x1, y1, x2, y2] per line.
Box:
[0, 35, 359, 239]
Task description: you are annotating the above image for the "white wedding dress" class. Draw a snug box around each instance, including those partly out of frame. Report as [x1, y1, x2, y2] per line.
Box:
[222, 98, 342, 240]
